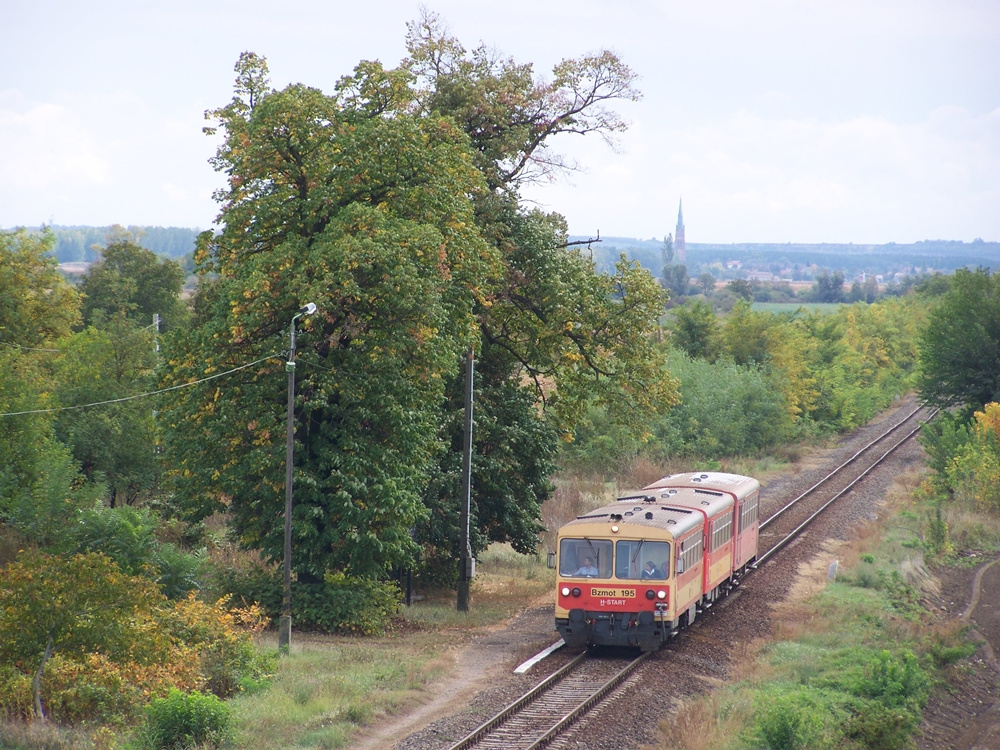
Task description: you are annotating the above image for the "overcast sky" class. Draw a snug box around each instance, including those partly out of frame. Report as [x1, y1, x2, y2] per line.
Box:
[2, 0, 998, 243]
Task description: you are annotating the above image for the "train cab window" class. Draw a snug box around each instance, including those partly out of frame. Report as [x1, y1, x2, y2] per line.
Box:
[559, 538, 613, 578]
[615, 540, 670, 579]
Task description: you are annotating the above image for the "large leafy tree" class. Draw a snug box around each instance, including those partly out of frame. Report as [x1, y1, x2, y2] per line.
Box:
[51, 318, 160, 507]
[78, 233, 188, 331]
[0, 228, 79, 347]
[918, 267, 1000, 411]
[400, 14, 675, 563]
[0, 229, 100, 541]
[161, 16, 675, 580]
[159, 53, 495, 579]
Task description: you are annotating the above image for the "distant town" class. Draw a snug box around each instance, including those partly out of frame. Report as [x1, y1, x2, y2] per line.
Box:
[18, 223, 1000, 288]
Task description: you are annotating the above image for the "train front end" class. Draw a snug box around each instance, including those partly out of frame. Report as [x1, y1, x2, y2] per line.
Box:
[554, 497, 702, 651]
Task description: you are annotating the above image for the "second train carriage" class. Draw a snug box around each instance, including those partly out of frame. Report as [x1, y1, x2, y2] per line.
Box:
[554, 472, 760, 651]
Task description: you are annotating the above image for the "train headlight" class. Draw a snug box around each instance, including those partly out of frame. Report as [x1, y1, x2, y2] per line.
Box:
[610, 524, 619, 533]
[645, 589, 655, 600]
[572, 587, 582, 597]
[657, 589, 667, 600]
[561, 586, 571, 597]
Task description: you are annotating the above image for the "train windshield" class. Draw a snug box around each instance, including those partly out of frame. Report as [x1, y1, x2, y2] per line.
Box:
[615, 540, 671, 580]
[559, 538, 613, 578]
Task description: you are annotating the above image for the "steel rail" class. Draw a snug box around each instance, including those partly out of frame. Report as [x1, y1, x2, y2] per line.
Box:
[760, 405, 929, 532]
[757, 407, 937, 566]
[523, 652, 651, 750]
[445, 403, 938, 750]
[444, 650, 590, 750]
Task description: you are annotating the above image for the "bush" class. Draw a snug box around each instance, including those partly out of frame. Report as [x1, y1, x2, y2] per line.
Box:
[142, 689, 231, 749]
[853, 650, 928, 710]
[652, 350, 789, 457]
[154, 543, 206, 600]
[210, 565, 401, 636]
[160, 595, 275, 699]
[751, 690, 827, 750]
[41, 653, 133, 725]
[0, 664, 32, 721]
[844, 702, 918, 750]
[56, 505, 158, 576]
[295, 573, 401, 635]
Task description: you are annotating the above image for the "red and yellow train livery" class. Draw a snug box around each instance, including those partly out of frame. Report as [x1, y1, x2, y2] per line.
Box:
[554, 472, 760, 651]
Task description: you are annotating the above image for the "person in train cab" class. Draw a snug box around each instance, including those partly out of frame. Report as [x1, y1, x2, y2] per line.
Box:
[574, 557, 599, 576]
[641, 561, 659, 579]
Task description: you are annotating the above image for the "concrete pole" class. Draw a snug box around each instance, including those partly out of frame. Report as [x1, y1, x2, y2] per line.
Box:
[457, 346, 474, 611]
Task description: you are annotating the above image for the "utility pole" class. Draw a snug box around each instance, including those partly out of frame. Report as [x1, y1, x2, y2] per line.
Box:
[279, 302, 317, 653]
[457, 346, 475, 611]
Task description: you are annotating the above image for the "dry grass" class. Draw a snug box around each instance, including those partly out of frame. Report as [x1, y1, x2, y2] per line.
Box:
[946, 505, 1000, 552]
[539, 474, 619, 551]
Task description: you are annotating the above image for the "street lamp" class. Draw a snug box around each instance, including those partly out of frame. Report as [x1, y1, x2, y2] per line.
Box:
[279, 302, 317, 653]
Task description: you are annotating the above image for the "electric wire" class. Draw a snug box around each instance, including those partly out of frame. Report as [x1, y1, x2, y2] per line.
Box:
[0, 353, 282, 417]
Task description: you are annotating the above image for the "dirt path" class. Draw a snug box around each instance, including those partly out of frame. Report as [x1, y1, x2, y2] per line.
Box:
[352, 604, 558, 750]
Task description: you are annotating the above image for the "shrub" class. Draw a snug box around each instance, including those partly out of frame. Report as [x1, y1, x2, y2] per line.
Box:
[142, 689, 231, 749]
[56, 505, 158, 576]
[41, 653, 132, 725]
[0, 664, 32, 721]
[210, 564, 401, 636]
[853, 650, 928, 710]
[751, 690, 827, 750]
[844, 702, 918, 750]
[154, 543, 206, 600]
[294, 573, 401, 635]
[160, 595, 276, 699]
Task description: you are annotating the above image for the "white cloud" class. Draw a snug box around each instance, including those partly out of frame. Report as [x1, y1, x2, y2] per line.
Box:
[523, 103, 1000, 243]
[0, 91, 111, 190]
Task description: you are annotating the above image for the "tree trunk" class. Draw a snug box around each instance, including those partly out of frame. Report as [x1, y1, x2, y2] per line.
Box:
[33, 634, 54, 721]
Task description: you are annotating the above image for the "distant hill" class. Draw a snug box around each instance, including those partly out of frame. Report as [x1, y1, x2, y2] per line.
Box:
[20, 225, 204, 263]
[577, 236, 1000, 280]
[15, 225, 1000, 281]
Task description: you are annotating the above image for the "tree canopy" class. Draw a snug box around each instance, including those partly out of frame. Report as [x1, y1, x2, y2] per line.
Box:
[918, 267, 1000, 411]
[77, 232, 188, 331]
[159, 18, 672, 581]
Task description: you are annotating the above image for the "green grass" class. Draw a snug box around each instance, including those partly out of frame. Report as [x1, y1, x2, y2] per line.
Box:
[751, 301, 844, 315]
[229, 634, 449, 750]
[228, 543, 553, 749]
[401, 543, 554, 629]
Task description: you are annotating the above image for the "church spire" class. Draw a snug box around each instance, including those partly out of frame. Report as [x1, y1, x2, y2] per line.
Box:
[675, 198, 686, 262]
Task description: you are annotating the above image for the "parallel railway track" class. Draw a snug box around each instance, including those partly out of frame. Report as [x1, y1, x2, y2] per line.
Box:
[756, 404, 937, 565]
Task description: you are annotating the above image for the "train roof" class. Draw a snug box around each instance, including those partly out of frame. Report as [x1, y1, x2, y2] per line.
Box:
[559, 489, 712, 538]
[642, 471, 760, 498]
[643, 486, 734, 518]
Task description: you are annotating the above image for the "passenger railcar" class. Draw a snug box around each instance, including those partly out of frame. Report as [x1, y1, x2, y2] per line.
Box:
[554, 472, 761, 651]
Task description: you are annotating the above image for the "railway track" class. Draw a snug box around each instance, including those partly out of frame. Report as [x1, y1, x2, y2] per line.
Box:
[445, 650, 649, 750]
[442, 402, 936, 750]
[756, 403, 937, 565]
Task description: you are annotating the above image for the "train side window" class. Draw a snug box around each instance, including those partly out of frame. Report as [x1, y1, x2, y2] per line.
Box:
[740, 493, 759, 529]
[678, 537, 703, 573]
[711, 515, 733, 551]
